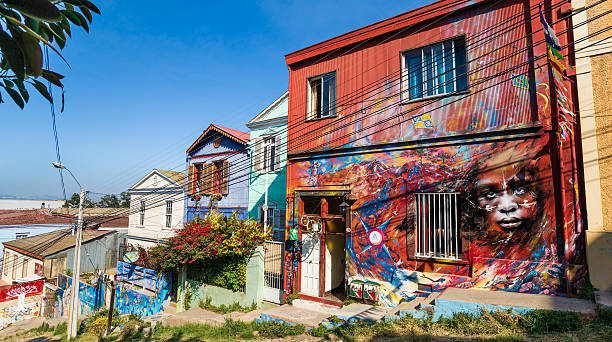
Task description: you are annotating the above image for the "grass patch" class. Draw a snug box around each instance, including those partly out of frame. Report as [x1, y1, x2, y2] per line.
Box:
[197, 296, 257, 314]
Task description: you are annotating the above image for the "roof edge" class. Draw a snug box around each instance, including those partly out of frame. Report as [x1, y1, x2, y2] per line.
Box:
[285, 0, 489, 66]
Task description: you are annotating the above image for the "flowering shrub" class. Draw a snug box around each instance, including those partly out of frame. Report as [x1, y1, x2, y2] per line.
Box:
[148, 212, 268, 291]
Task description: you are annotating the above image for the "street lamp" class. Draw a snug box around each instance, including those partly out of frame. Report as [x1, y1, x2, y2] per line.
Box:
[52, 162, 84, 340]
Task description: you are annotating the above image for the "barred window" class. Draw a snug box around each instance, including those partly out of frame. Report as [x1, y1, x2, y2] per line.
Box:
[414, 193, 461, 260]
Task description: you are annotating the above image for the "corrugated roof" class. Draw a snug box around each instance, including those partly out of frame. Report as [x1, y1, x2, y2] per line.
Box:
[3, 228, 113, 259]
[155, 169, 186, 186]
[0, 209, 75, 226]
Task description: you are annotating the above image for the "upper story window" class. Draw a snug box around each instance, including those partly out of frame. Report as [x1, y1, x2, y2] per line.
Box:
[307, 72, 336, 120]
[139, 200, 145, 226]
[165, 200, 173, 229]
[401, 37, 468, 101]
[189, 161, 229, 197]
[253, 135, 282, 173]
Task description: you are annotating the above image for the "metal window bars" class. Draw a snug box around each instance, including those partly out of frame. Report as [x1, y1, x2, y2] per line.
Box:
[414, 193, 461, 260]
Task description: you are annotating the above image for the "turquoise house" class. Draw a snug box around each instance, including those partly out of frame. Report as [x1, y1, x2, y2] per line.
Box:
[246, 91, 288, 241]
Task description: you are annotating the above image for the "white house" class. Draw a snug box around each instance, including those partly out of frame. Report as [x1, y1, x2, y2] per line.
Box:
[127, 169, 185, 248]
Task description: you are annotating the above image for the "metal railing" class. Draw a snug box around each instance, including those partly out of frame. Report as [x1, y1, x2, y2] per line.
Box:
[414, 193, 461, 260]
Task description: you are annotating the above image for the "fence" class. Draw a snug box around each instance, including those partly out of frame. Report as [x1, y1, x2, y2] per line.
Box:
[114, 261, 172, 317]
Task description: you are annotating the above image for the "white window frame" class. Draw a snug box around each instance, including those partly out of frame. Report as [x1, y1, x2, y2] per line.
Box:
[164, 200, 173, 229]
[262, 136, 276, 173]
[401, 37, 467, 102]
[259, 205, 275, 231]
[307, 71, 336, 120]
[414, 192, 461, 260]
[139, 200, 145, 226]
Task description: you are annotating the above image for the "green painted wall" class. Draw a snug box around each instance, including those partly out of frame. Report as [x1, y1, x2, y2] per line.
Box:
[177, 246, 265, 310]
[246, 93, 288, 226]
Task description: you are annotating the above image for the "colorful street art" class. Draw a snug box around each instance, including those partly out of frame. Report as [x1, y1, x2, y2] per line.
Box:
[0, 281, 43, 330]
[287, 135, 583, 306]
[283, 0, 585, 307]
[115, 262, 171, 317]
[55, 273, 105, 318]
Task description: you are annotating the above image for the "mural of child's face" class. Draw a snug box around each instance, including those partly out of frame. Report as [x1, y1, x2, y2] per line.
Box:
[475, 164, 538, 232]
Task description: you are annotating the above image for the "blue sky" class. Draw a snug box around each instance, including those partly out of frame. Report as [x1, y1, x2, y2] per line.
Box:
[0, 0, 428, 199]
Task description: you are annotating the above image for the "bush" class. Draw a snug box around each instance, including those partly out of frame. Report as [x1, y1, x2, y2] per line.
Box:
[254, 321, 305, 338]
[88, 316, 108, 339]
[198, 297, 257, 314]
[518, 309, 581, 334]
[53, 322, 67, 335]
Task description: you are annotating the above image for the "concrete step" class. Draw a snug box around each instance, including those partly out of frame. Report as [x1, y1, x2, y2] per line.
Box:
[259, 304, 329, 328]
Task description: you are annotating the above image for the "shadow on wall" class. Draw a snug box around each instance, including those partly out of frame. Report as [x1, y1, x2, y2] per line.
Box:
[586, 230, 612, 292]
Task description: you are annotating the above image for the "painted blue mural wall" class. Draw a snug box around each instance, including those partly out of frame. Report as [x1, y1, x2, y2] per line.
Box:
[115, 262, 171, 317]
[55, 273, 105, 318]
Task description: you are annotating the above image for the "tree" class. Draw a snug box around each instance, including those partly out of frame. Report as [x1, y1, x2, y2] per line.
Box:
[62, 192, 94, 208]
[0, 0, 100, 108]
[98, 194, 119, 208]
[119, 191, 129, 208]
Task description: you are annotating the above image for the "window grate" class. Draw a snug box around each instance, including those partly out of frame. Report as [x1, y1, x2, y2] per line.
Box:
[414, 193, 461, 260]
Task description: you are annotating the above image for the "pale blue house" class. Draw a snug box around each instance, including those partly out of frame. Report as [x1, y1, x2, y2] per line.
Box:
[246, 91, 288, 241]
[184, 124, 250, 221]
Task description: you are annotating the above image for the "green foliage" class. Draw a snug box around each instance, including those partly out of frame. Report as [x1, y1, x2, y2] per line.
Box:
[309, 324, 330, 337]
[31, 322, 53, 333]
[284, 292, 299, 305]
[65, 268, 72, 276]
[595, 305, 612, 326]
[98, 194, 120, 208]
[518, 309, 581, 334]
[198, 297, 258, 314]
[119, 191, 130, 208]
[149, 212, 269, 273]
[63, 192, 126, 208]
[53, 322, 67, 335]
[188, 255, 249, 292]
[0, 0, 100, 109]
[87, 316, 108, 339]
[183, 287, 193, 311]
[578, 278, 597, 302]
[254, 321, 305, 338]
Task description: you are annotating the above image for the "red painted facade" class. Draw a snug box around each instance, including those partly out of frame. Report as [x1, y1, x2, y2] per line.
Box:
[283, 0, 586, 306]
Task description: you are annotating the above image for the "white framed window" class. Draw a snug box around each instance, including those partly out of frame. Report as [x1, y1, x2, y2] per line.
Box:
[414, 193, 461, 260]
[254, 134, 282, 173]
[401, 37, 468, 101]
[139, 200, 145, 226]
[259, 205, 275, 230]
[165, 200, 173, 229]
[307, 71, 336, 119]
[263, 137, 276, 172]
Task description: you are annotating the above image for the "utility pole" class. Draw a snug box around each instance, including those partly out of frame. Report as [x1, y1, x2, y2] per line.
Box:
[263, 170, 269, 234]
[105, 280, 116, 337]
[67, 187, 85, 339]
[51, 162, 84, 340]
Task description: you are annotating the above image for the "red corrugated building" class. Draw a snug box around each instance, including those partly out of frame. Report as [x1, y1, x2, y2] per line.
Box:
[283, 0, 586, 307]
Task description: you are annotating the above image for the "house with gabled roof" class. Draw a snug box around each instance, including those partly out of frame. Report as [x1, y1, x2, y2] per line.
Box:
[1, 228, 122, 284]
[246, 91, 288, 241]
[127, 169, 186, 249]
[185, 124, 250, 221]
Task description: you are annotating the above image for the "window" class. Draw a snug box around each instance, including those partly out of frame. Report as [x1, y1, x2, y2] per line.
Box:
[402, 37, 468, 101]
[12, 255, 17, 279]
[263, 137, 276, 172]
[259, 205, 275, 230]
[165, 200, 173, 229]
[22, 259, 28, 278]
[212, 161, 224, 194]
[139, 200, 145, 226]
[15, 232, 29, 239]
[414, 193, 461, 260]
[307, 72, 336, 119]
[3, 251, 8, 276]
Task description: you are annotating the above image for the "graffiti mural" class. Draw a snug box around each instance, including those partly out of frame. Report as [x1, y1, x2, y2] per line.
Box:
[55, 274, 105, 318]
[0, 281, 43, 329]
[287, 135, 583, 306]
[115, 263, 171, 317]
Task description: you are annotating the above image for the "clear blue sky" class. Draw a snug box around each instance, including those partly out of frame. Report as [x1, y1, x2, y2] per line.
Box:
[0, 0, 428, 199]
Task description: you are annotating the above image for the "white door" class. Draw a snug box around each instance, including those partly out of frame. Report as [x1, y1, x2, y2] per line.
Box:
[300, 233, 320, 296]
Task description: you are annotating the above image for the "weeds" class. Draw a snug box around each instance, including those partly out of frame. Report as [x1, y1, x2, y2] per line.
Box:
[197, 296, 257, 314]
[254, 321, 305, 338]
[518, 309, 581, 334]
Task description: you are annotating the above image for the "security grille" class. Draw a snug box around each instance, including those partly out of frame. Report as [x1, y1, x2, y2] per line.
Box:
[263, 241, 284, 303]
[415, 193, 461, 260]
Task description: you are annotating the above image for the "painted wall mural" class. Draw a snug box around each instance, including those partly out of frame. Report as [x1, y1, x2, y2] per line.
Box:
[287, 135, 584, 306]
[0, 281, 43, 329]
[115, 263, 171, 317]
[55, 273, 105, 318]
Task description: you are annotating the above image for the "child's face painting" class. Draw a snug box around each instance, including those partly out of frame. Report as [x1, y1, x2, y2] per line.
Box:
[475, 162, 538, 232]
